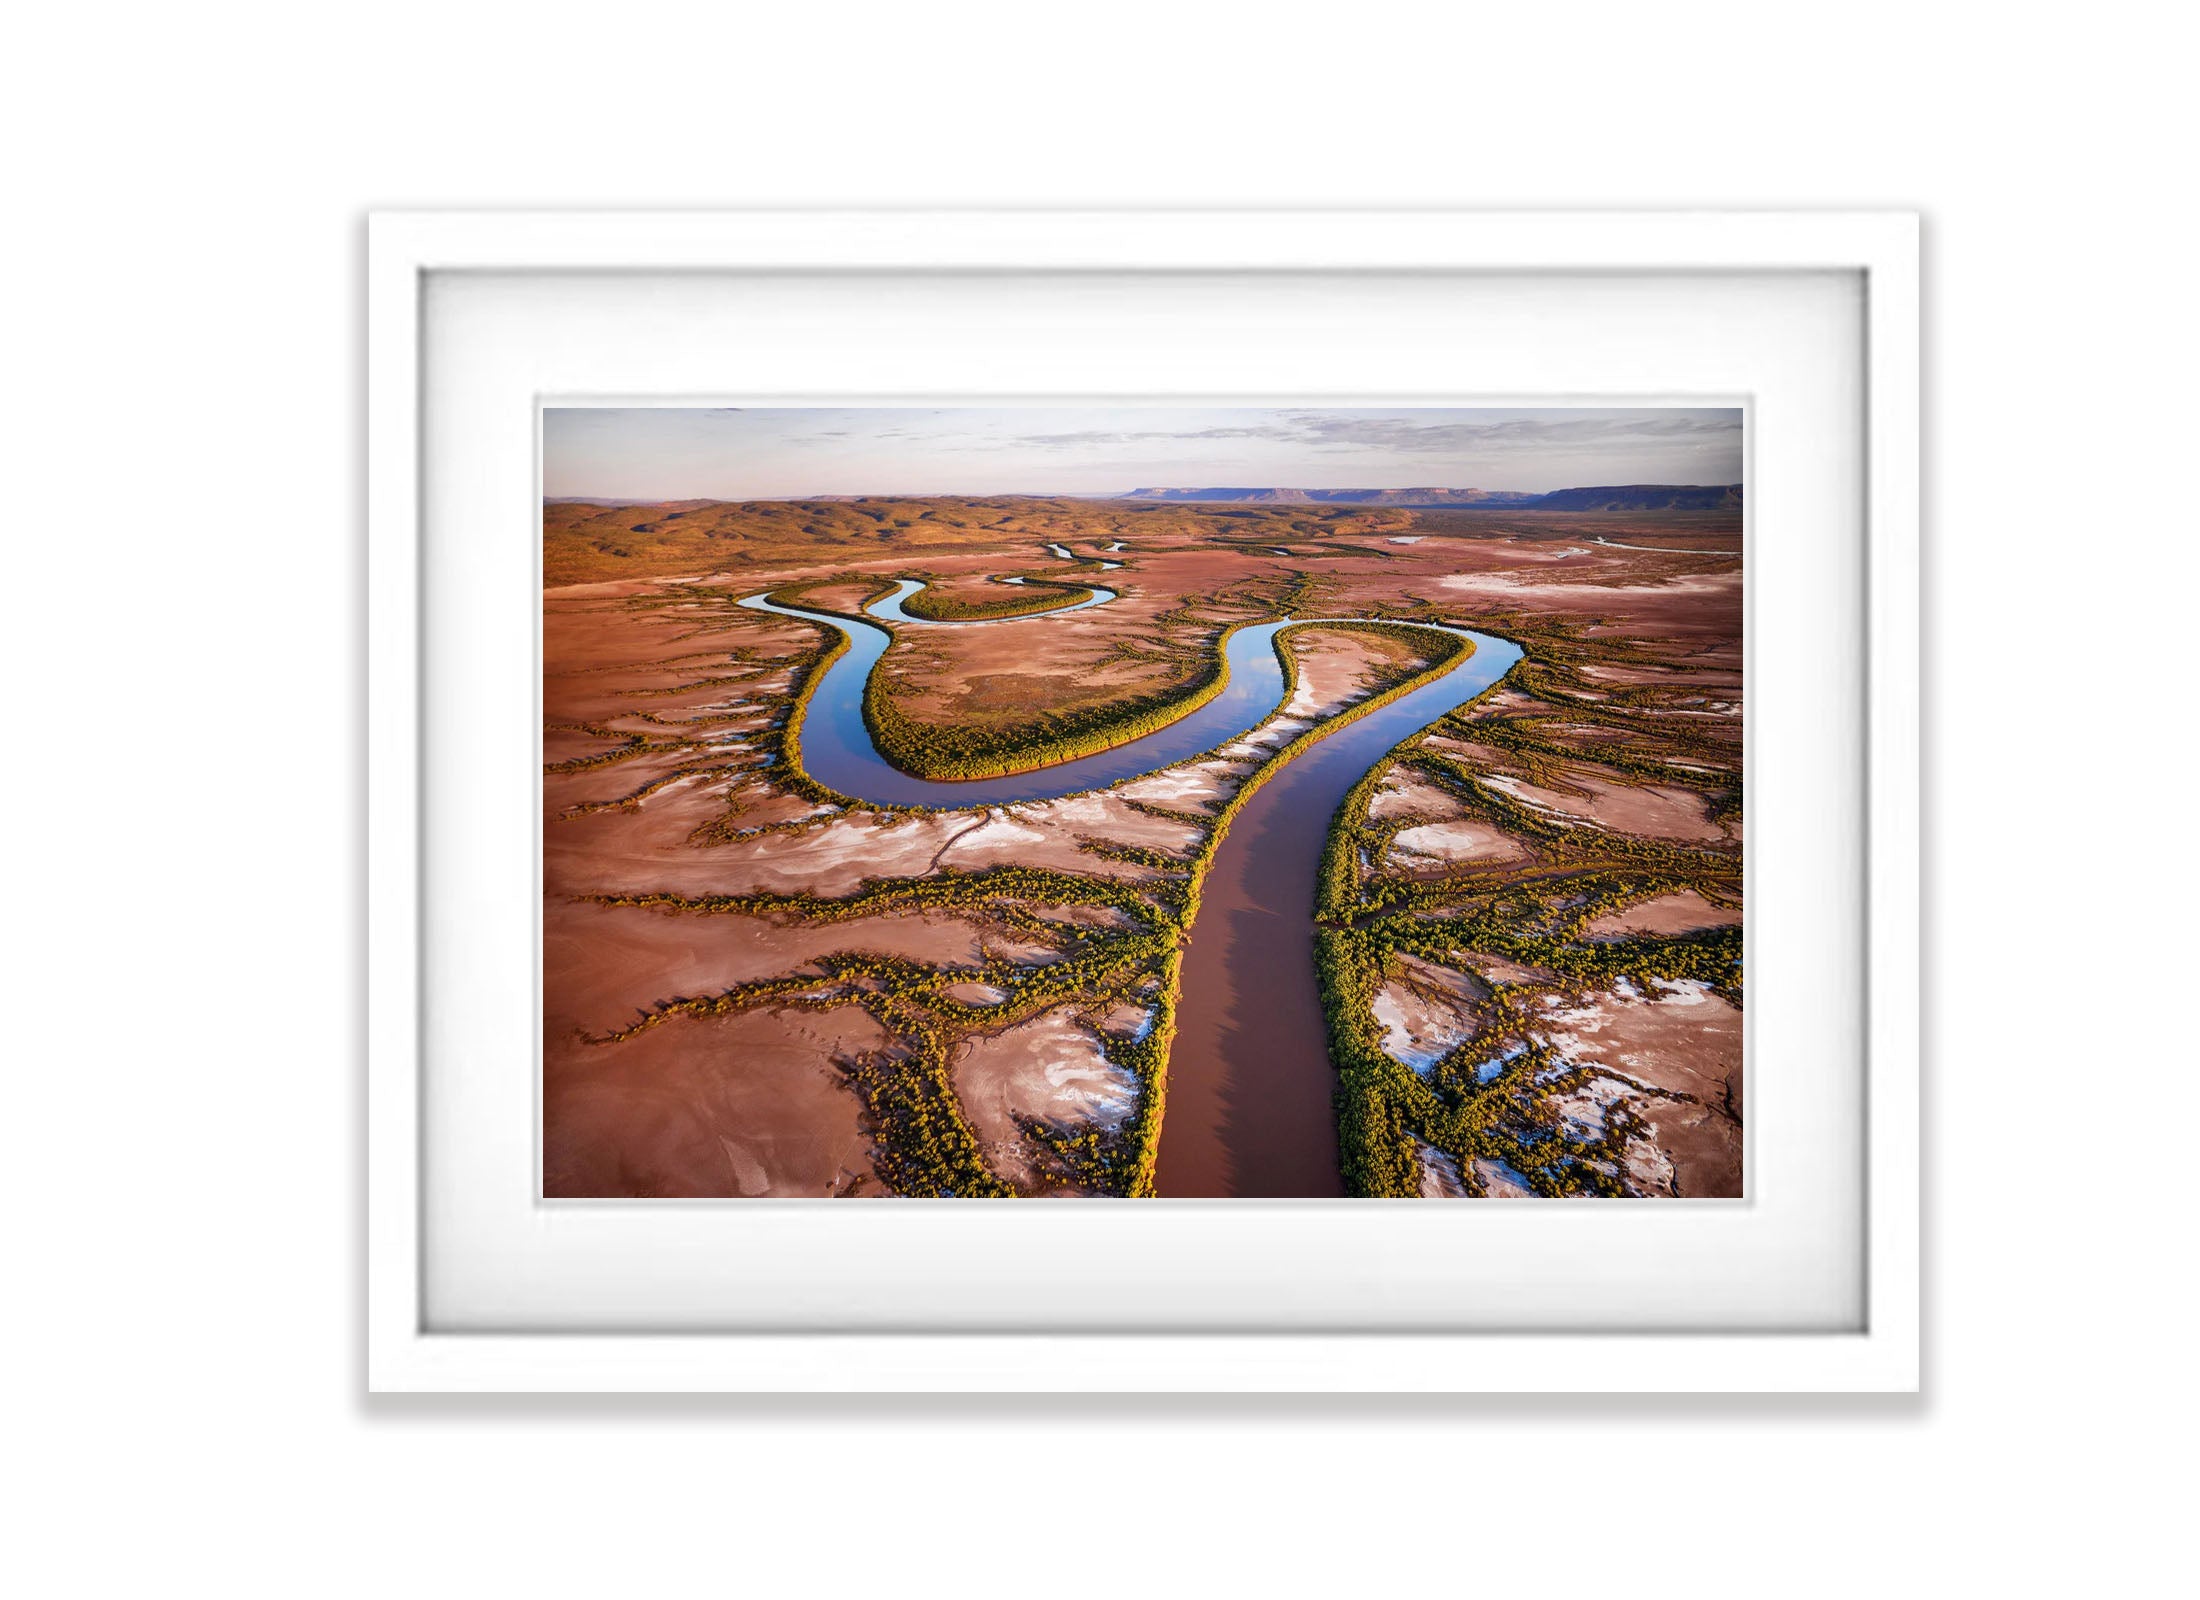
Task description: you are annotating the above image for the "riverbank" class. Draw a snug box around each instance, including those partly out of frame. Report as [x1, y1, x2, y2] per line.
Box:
[542, 500, 1741, 1197]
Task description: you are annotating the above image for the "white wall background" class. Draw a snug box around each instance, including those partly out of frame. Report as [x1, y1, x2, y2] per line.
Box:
[3, 3, 2185, 1595]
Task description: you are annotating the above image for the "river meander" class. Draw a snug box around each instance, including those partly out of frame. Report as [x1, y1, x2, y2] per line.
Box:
[736, 577, 1523, 1193]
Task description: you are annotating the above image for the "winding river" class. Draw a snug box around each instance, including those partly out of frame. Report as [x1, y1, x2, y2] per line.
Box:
[736, 577, 1522, 1195]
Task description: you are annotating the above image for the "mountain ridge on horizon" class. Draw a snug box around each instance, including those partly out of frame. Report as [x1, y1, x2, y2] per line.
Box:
[1121, 486, 1536, 507]
[546, 483, 1742, 511]
[1122, 484, 1743, 511]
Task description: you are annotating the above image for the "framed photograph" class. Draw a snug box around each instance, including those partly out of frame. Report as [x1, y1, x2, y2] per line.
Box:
[368, 210, 1917, 1391]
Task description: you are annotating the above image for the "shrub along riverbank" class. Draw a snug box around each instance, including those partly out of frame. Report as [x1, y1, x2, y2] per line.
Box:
[1313, 616, 1743, 1197]
[859, 609, 1249, 781]
[586, 612, 1483, 1197]
[585, 866, 1175, 1197]
[895, 574, 1099, 622]
[740, 572, 1253, 785]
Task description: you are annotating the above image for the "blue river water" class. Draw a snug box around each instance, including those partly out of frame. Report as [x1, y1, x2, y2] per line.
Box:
[735, 580, 1520, 809]
[865, 575, 1117, 625]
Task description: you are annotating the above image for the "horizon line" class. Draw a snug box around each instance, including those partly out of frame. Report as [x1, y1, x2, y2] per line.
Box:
[545, 481, 1743, 504]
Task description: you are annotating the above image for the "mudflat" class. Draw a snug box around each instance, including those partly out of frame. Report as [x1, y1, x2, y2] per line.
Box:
[543, 497, 1742, 1197]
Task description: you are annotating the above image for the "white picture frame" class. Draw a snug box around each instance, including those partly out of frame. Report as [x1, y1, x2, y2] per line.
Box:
[368, 210, 1918, 1392]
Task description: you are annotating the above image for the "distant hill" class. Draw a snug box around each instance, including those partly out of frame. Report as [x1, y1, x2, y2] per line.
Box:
[1122, 484, 1741, 511]
[1524, 484, 1743, 512]
[545, 494, 1394, 585]
[1123, 486, 1539, 507]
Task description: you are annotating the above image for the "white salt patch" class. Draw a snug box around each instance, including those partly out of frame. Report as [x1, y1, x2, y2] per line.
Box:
[1472, 1043, 1527, 1084]
[1368, 774, 1457, 823]
[718, 1137, 771, 1197]
[1219, 715, 1309, 756]
[1387, 820, 1514, 865]
[634, 773, 704, 808]
[1624, 1137, 1675, 1195]
[1371, 990, 1435, 1069]
[1418, 1140, 1468, 1198]
[1043, 1056, 1139, 1123]
[1540, 1000, 1605, 1029]
[939, 810, 1053, 864]
[1281, 674, 1333, 718]
[1480, 773, 1583, 822]
[1548, 1074, 1636, 1139]
[1114, 764, 1231, 808]
[1473, 1158, 1535, 1198]
[943, 982, 1007, 1006]
[1372, 984, 1472, 1073]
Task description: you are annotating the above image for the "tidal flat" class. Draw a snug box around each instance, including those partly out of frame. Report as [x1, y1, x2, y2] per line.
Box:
[541, 498, 1743, 1198]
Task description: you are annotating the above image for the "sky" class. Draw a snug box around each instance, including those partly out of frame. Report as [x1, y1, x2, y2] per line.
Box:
[542, 406, 1743, 500]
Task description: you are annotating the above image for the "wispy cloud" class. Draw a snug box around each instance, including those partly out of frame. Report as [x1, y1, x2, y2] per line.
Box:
[983, 410, 1737, 457]
[1284, 411, 1737, 451]
[543, 405, 1743, 499]
[996, 425, 1284, 451]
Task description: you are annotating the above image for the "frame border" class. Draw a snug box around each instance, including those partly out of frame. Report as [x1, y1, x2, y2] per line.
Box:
[367, 210, 1918, 1392]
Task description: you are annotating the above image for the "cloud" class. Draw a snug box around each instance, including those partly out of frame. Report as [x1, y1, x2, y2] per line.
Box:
[996, 425, 1287, 451]
[545, 405, 1744, 499]
[975, 409, 1739, 458]
[1276, 411, 1739, 453]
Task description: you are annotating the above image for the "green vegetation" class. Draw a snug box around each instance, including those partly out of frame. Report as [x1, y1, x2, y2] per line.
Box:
[861, 635, 1234, 781]
[894, 574, 1099, 622]
[858, 594, 1459, 785]
[1127, 618, 1473, 1189]
[627, 572, 1244, 788]
[571, 617, 1472, 1198]
[588, 864, 1156, 927]
[585, 867, 1173, 1198]
[542, 720, 670, 775]
[550, 508, 1742, 1199]
[790, 578, 1250, 781]
[768, 628, 857, 808]
[1313, 610, 1743, 1197]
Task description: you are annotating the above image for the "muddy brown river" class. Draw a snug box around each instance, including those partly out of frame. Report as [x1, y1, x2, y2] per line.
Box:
[1151, 637, 1520, 1195]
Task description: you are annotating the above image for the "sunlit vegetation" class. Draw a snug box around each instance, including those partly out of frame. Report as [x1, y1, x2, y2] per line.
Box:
[855, 579, 1267, 780]
[1315, 609, 1743, 1197]
[630, 571, 1245, 787]
[547, 494, 1742, 1199]
[862, 643, 1235, 781]
[567, 615, 1470, 1197]
[587, 864, 1157, 928]
[860, 588, 1460, 785]
[895, 573, 1099, 621]
[585, 867, 1177, 1197]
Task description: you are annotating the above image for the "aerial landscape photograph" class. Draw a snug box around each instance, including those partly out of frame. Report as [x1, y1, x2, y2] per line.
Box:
[542, 405, 1745, 1199]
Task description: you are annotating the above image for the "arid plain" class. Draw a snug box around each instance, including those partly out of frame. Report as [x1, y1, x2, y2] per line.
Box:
[543, 495, 1743, 1198]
